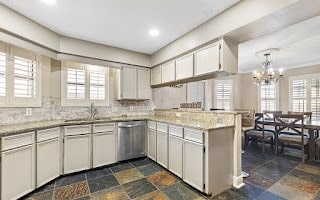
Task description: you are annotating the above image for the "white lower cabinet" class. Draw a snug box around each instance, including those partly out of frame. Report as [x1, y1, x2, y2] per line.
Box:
[168, 135, 183, 178]
[147, 128, 157, 161]
[156, 131, 168, 168]
[1, 144, 35, 200]
[64, 134, 91, 174]
[37, 138, 61, 187]
[93, 132, 116, 167]
[183, 139, 204, 192]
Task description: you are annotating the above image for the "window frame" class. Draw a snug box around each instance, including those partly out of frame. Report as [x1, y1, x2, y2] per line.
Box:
[289, 73, 320, 121]
[61, 61, 109, 106]
[0, 44, 42, 107]
[213, 79, 233, 111]
[258, 83, 279, 112]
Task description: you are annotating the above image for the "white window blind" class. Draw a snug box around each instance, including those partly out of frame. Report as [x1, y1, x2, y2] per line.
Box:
[291, 79, 307, 112]
[311, 78, 320, 121]
[13, 56, 37, 98]
[90, 72, 105, 100]
[260, 84, 277, 111]
[214, 80, 232, 110]
[0, 52, 6, 97]
[67, 68, 85, 99]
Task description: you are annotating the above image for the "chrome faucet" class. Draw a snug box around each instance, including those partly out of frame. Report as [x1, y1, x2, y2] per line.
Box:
[90, 102, 97, 119]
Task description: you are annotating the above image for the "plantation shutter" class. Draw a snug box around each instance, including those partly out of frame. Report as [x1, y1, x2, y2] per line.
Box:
[311, 78, 320, 121]
[291, 79, 307, 112]
[67, 68, 85, 100]
[0, 51, 6, 97]
[260, 84, 277, 111]
[215, 80, 232, 110]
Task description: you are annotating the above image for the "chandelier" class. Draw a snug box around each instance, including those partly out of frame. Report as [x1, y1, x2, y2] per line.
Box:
[252, 48, 283, 85]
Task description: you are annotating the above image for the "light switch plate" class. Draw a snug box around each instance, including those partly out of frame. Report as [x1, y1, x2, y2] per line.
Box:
[26, 108, 32, 116]
[175, 112, 181, 117]
[130, 106, 133, 111]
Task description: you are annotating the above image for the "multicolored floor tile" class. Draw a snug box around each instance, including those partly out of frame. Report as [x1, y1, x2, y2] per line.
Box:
[114, 168, 144, 184]
[123, 178, 157, 199]
[147, 171, 178, 189]
[54, 181, 90, 200]
[91, 185, 129, 200]
[87, 174, 119, 193]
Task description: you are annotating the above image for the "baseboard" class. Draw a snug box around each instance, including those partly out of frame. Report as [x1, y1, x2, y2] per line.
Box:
[233, 175, 244, 189]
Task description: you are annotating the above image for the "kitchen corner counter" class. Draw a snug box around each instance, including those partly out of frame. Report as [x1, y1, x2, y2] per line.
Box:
[0, 115, 235, 137]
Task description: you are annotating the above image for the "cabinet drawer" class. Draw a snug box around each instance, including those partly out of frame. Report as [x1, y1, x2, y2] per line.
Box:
[64, 125, 91, 136]
[148, 121, 156, 130]
[157, 123, 168, 133]
[37, 127, 60, 142]
[184, 128, 203, 144]
[2, 132, 35, 151]
[169, 125, 183, 138]
[93, 123, 115, 133]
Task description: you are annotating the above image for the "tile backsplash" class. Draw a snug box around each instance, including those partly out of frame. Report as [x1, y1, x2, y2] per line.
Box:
[0, 97, 155, 125]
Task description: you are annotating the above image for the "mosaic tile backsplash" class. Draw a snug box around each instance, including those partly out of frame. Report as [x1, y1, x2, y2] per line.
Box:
[0, 97, 155, 125]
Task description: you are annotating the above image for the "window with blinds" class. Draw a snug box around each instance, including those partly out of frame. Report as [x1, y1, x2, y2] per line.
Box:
[90, 72, 105, 100]
[67, 68, 85, 99]
[0, 52, 6, 97]
[13, 56, 37, 98]
[260, 84, 277, 111]
[214, 81, 232, 110]
[291, 79, 307, 112]
[311, 78, 320, 121]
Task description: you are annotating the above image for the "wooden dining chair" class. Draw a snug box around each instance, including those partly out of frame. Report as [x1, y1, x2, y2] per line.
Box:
[274, 114, 309, 163]
[288, 111, 312, 122]
[263, 111, 282, 133]
[245, 113, 274, 153]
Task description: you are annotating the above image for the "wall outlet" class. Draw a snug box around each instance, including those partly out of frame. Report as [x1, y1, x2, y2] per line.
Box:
[175, 112, 181, 117]
[26, 108, 32, 116]
[130, 106, 133, 112]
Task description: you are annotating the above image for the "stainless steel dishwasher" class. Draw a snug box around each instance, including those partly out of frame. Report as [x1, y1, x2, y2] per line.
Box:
[117, 121, 146, 161]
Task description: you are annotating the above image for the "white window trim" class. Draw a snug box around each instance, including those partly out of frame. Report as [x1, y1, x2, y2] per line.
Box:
[213, 79, 233, 110]
[61, 61, 109, 106]
[258, 83, 279, 112]
[289, 73, 320, 113]
[0, 44, 42, 107]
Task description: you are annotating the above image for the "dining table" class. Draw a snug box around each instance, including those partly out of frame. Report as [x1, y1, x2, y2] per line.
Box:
[256, 120, 320, 160]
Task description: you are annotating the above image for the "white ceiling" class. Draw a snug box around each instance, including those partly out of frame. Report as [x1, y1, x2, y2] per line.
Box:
[0, 0, 240, 54]
[239, 15, 320, 73]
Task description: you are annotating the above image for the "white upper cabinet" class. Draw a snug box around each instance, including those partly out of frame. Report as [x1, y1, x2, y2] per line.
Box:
[121, 66, 137, 99]
[117, 66, 151, 100]
[137, 68, 151, 99]
[194, 41, 220, 76]
[151, 65, 162, 85]
[161, 61, 175, 83]
[176, 54, 194, 80]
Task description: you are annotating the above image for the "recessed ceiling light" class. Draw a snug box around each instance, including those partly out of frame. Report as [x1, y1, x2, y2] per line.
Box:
[149, 29, 160, 37]
[41, 0, 56, 6]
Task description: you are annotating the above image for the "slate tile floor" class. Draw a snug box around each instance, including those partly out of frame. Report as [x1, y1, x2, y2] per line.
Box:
[23, 147, 320, 200]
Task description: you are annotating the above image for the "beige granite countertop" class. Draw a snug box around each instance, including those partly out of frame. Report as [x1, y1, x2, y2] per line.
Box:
[0, 115, 235, 137]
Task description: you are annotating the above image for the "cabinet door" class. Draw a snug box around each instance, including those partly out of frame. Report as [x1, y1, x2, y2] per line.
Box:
[168, 135, 183, 178]
[93, 132, 116, 168]
[151, 66, 162, 85]
[194, 42, 220, 76]
[161, 62, 175, 83]
[137, 68, 151, 99]
[156, 131, 168, 168]
[148, 129, 157, 161]
[1, 144, 35, 200]
[183, 140, 204, 192]
[121, 66, 137, 99]
[176, 54, 194, 80]
[37, 138, 61, 187]
[64, 134, 91, 174]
